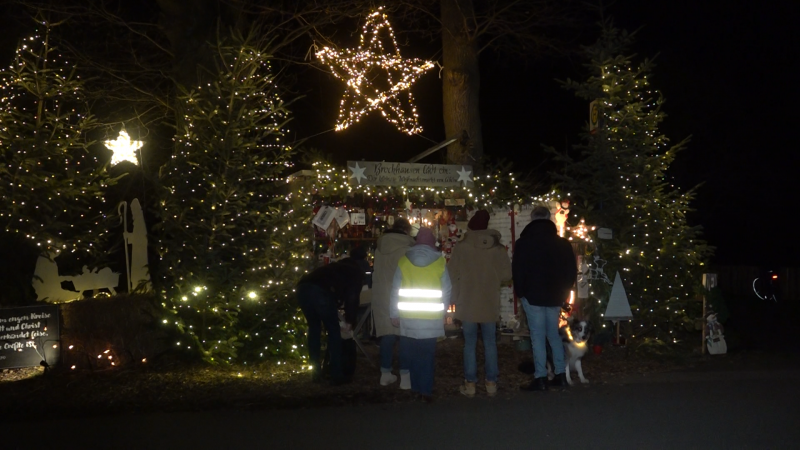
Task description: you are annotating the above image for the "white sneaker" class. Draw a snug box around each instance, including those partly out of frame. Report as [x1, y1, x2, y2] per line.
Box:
[380, 372, 398, 386]
[399, 372, 411, 390]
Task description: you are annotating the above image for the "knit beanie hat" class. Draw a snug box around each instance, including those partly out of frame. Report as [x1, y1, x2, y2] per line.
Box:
[530, 206, 551, 221]
[468, 210, 490, 231]
[415, 227, 437, 249]
[350, 245, 368, 260]
[391, 217, 412, 235]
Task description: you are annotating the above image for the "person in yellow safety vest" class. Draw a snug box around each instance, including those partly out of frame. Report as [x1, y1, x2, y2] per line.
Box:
[389, 227, 451, 402]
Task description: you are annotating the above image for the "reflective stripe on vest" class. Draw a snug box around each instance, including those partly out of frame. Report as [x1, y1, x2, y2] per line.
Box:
[397, 255, 445, 320]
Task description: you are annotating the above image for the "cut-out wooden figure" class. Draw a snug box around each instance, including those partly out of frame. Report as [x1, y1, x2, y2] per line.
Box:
[72, 265, 120, 297]
[706, 312, 727, 354]
[605, 271, 633, 344]
[33, 250, 122, 301]
[32, 251, 82, 303]
[119, 198, 151, 293]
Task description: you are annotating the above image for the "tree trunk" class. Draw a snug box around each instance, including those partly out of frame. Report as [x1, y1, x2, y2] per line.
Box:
[441, 0, 483, 165]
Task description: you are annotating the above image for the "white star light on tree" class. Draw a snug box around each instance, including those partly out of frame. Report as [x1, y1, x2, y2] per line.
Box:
[457, 166, 473, 186]
[105, 130, 143, 166]
[349, 162, 367, 184]
[316, 7, 435, 135]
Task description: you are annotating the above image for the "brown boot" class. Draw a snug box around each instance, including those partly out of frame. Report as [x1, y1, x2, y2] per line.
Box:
[459, 380, 476, 397]
[485, 381, 498, 397]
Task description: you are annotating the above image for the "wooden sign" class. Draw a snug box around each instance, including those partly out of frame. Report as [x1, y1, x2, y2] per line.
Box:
[0, 305, 60, 369]
[347, 161, 473, 187]
[605, 272, 633, 321]
[589, 100, 599, 133]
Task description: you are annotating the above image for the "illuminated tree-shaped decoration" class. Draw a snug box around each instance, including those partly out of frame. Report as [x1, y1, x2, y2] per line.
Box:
[105, 130, 143, 166]
[316, 7, 435, 135]
[549, 22, 713, 341]
[0, 17, 109, 256]
[157, 29, 310, 364]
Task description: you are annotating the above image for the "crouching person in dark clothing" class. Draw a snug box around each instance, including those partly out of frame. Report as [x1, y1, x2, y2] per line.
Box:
[297, 251, 366, 386]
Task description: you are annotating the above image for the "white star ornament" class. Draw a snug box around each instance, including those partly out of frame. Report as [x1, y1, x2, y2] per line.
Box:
[349, 162, 367, 184]
[457, 166, 473, 186]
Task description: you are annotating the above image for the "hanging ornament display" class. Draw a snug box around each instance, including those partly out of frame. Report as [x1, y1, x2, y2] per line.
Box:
[316, 7, 435, 134]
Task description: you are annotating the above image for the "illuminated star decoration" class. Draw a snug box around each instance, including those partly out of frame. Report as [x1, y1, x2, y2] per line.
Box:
[456, 166, 473, 186]
[349, 162, 367, 184]
[316, 7, 435, 135]
[105, 130, 143, 166]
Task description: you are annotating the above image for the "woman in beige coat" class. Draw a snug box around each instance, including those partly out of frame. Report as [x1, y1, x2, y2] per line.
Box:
[371, 218, 415, 387]
[448, 210, 512, 397]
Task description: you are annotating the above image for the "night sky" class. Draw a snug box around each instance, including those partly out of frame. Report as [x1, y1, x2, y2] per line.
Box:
[1, 0, 796, 267]
[293, 0, 799, 268]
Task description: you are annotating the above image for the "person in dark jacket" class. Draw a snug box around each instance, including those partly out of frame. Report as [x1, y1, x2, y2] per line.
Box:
[512, 206, 577, 391]
[297, 252, 366, 385]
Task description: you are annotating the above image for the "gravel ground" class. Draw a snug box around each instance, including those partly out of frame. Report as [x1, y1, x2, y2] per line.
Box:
[3, 335, 772, 422]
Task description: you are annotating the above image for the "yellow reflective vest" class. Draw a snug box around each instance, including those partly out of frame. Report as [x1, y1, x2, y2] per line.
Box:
[396, 255, 446, 320]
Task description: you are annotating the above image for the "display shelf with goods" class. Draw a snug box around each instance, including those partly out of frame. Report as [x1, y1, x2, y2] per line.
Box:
[289, 158, 587, 336]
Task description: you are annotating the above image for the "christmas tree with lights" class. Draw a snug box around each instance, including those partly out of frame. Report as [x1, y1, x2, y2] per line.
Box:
[550, 22, 713, 345]
[156, 29, 311, 365]
[0, 18, 111, 304]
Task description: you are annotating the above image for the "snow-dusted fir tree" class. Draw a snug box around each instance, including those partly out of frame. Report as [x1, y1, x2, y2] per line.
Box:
[550, 22, 713, 345]
[157, 29, 310, 364]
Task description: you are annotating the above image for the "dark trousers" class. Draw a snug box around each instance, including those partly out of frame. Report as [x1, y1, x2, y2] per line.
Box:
[297, 283, 344, 382]
[399, 336, 437, 396]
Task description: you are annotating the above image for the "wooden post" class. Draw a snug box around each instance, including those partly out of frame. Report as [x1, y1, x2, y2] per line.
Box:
[701, 294, 707, 355]
[616, 321, 620, 344]
[509, 208, 518, 315]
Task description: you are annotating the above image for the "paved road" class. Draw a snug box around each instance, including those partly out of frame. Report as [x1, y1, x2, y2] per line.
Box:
[3, 364, 799, 450]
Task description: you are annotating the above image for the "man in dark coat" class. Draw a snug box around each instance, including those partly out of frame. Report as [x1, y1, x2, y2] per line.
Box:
[296, 251, 366, 385]
[512, 206, 577, 391]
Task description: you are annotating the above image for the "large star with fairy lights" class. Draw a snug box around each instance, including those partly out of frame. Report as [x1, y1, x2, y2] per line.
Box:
[105, 130, 143, 166]
[316, 7, 435, 135]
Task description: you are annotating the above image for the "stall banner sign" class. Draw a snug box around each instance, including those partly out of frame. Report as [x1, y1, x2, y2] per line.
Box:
[0, 304, 60, 369]
[347, 161, 473, 187]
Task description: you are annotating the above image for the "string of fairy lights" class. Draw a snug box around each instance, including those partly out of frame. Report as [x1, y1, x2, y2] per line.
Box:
[316, 7, 435, 135]
[155, 36, 313, 367]
[563, 30, 711, 345]
[3, 17, 709, 373]
[298, 160, 560, 210]
[0, 20, 110, 256]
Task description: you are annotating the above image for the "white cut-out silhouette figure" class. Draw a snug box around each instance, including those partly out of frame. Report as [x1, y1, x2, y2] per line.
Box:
[72, 265, 119, 297]
[119, 199, 151, 292]
[32, 251, 82, 303]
